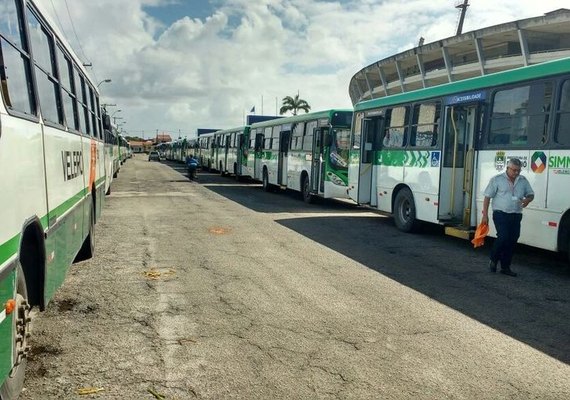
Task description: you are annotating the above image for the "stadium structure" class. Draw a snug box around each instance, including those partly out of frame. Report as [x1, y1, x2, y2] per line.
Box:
[349, 9, 570, 105]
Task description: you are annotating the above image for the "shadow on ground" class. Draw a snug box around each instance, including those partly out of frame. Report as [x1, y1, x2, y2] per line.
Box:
[166, 161, 570, 364]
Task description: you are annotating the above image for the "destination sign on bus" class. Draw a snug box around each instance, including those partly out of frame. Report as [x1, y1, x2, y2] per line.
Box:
[444, 91, 486, 105]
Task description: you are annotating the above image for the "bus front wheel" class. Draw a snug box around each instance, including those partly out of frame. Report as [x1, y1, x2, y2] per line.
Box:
[394, 188, 418, 233]
[302, 175, 313, 204]
[0, 263, 31, 400]
[262, 170, 270, 192]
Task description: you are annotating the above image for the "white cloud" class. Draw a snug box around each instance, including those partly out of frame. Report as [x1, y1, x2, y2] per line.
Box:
[43, 0, 566, 138]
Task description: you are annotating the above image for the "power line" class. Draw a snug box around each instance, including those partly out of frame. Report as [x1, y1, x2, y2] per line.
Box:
[49, 0, 68, 39]
[63, 0, 90, 65]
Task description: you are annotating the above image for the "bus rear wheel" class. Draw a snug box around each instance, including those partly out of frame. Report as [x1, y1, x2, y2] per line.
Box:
[394, 188, 418, 232]
[75, 210, 94, 262]
[0, 263, 31, 400]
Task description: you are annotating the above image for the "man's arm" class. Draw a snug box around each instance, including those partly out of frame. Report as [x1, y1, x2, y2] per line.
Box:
[521, 194, 534, 208]
[482, 196, 491, 224]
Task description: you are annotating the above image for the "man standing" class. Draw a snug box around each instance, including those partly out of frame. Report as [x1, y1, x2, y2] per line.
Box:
[481, 158, 534, 277]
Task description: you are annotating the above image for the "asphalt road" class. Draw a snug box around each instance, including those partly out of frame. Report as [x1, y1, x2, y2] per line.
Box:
[20, 154, 570, 399]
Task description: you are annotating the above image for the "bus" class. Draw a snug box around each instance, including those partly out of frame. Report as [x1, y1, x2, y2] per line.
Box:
[118, 134, 129, 164]
[249, 109, 353, 202]
[348, 56, 570, 260]
[197, 127, 247, 174]
[102, 118, 119, 195]
[0, 0, 108, 397]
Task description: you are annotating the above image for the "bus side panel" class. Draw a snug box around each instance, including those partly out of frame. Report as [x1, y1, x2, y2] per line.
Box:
[0, 268, 16, 381]
[347, 149, 360, 203]
[287, 151, 306, 192]
[376, 150, 405, 213]
[0, 110, 49, 377]
[474, 150, 559, 252]
[404, 151, 440, 224]
[266, 151, 279, 185]
[42, 125, 87, 300]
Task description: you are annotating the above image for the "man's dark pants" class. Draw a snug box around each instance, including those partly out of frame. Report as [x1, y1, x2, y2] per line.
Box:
[491, 210, 522, 269]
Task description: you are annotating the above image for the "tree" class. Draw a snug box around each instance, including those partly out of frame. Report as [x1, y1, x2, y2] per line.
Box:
[279, 94, 311, 116]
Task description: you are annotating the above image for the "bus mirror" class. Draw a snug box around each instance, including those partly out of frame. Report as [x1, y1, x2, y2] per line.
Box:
[324, 133, 332, 147]
[102, 114, 111, 130]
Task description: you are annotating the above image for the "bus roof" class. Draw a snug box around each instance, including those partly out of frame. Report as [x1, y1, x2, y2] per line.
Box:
[355, 56, 570, 112]
[250, 109, 353, 129]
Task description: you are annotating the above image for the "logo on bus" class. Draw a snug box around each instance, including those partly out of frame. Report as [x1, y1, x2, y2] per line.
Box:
[531, 151, 547, 173]
[430, 151, 440, 167]
[494, 151, 506, 171]
[62, 150, 83, 181]
[548, 154, 570, 175]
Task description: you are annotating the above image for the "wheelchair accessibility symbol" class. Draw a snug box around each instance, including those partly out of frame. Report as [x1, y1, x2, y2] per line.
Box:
[430, 151, 440, 167]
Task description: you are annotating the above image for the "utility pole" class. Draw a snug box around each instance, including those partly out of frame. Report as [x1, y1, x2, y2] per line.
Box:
[455, 0, 469, 36]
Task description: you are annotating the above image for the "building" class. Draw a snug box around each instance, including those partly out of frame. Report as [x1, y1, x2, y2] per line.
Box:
[349, 9, 570, 105]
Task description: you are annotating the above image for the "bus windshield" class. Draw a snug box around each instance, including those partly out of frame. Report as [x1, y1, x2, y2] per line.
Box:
[330, 128, 351, 168]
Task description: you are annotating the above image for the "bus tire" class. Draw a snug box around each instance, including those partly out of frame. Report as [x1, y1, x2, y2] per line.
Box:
[394, 188, 418, 233]
[302, 175, 313, 204]
[75, 209, 94, 262]
[262, 169, 271, 192]
[105, 185, 111, 195]
[0, 263, 31, 400]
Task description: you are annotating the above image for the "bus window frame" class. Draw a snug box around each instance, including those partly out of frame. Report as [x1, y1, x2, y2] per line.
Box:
[483, 79, 553, 150]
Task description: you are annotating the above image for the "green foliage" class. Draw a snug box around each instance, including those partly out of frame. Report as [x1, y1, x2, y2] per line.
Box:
[279, 94, 311, 116]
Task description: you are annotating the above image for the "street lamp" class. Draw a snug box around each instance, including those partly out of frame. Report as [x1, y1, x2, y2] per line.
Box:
[97, 79, 111, 88]
[111, 109, 122, 117]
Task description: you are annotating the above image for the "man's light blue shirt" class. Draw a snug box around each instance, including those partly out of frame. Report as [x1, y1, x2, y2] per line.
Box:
[484, 172, 534, 214]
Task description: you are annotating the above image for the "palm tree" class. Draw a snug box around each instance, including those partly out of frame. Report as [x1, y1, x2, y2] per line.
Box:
[279, 94, 311, 116]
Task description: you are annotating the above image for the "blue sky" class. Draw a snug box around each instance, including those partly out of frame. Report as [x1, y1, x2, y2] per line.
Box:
[43, 0, 567, 139]
[143, 1, 215, 31]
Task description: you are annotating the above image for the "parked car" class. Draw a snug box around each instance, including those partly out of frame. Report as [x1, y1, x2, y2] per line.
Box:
[148, 151, 160, 161]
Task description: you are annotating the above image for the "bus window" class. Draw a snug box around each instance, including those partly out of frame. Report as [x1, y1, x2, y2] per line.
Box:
[382, 106, 408, 148]
[57, 46, 77, 130]
[27, 8, 61, 124]
[352, 113, 363, 149]
[489, 82, 552, 147]
[554, 80, 570, 147]
[271, 126, 280, 150]
[0, 5, 36, 114]
[264, 127, 272, 149]
[303, 120, 317, 150]
[292, 122, 304, 150]
[255, 132, 264, 150]
[411, 102, 440, 147]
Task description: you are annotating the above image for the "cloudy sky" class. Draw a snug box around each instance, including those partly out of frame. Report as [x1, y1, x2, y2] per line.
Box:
[42, 0, 566, 140]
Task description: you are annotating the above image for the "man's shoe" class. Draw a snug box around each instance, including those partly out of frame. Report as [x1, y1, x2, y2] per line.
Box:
[500, 269, 517, 277]
[489, 260, 497, 273]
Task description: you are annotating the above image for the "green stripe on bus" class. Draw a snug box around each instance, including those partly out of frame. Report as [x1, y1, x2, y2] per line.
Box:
[0, 234, 20, 267]
[377, 150, 432, 167]
[47, 188, 89, 223]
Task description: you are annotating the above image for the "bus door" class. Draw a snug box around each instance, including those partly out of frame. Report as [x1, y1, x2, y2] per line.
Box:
[223, 135, 230, 172]
[355, 117, 377, 204]
[278, 129, 290, 186]
[236, 133, 244, 175]
[254, 132, 264, 180]
[439, 103, 479, 226]
[310, 127, 324, 192]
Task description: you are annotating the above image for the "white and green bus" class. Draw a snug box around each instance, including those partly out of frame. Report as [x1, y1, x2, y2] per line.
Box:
[0, 0, 108, 397]
[102, 120, 120, 195]
[349, 57, 570, 260]
[197, 127, 249, 175]
[249, 109, 353, 202]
